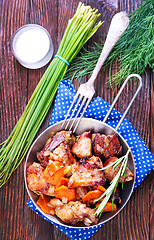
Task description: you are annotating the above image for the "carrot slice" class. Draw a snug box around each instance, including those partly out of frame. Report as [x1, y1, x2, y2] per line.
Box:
[95, 202, 117, 212]
[37, 195, 55, 215]
[44, 167, 65, 185]
[46, 161, 64, 176]
[56, 177, 69, 188]
[82, 190, 103, 203]
[55, 185, 76, 202]
[93, 185, 106, 192]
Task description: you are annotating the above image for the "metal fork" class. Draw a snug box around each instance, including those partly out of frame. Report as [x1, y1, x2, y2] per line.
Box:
[62, 11, 129, 132]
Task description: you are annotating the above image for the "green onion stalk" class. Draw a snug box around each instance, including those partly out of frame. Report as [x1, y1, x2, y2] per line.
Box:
[0, 2, 103, 187]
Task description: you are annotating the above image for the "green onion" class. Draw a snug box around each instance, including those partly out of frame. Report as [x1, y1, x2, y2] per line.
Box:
[0, 2, 103, 187]
[65, 0, 154, 88]
[95, 149, 130, 217]
[99, 154, 127, 171]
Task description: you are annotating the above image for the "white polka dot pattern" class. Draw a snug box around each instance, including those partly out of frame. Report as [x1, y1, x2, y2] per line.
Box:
[27, 80, 154, 240]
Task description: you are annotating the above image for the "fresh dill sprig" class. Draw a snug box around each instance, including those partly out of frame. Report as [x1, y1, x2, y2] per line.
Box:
[95, 149, 130, 217]
[65, 0, 154, 88]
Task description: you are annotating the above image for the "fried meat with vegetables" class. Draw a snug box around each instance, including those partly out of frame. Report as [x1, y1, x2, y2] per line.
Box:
[26, 130, 134, 226]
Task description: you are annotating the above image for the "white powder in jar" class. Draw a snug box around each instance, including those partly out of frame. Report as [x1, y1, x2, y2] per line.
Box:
[14, 28, 50, 64]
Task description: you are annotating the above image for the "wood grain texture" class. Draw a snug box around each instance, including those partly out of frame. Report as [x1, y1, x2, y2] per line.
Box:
[0, 0, 153, 240]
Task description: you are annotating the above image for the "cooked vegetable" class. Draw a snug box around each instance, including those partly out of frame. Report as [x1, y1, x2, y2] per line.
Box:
[44, 162, 65, 185]
[56, 177, 69, 188]
[93, 185, 106, 192]
[95, 202, 117, 212]
[82, 190, 103, 203]
[55, 185, 76, 202]
[44, 161, 64, 176]
[0, 2, 103, 187]
[37, 195, 55, 215]
[65, 0, 154, 88]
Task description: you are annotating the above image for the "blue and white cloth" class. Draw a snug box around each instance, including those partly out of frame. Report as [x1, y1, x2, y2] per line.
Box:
[27, 79, 154, 240]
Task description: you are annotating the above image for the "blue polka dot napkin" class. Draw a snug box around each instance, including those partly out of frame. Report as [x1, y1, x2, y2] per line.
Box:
[27, 79, 154, 240]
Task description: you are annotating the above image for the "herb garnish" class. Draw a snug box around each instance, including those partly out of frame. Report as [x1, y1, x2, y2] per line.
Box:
[95, 149, 130, 217]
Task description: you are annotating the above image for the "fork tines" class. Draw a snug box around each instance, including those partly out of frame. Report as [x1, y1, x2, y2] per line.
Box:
[62, 94, 91, 132]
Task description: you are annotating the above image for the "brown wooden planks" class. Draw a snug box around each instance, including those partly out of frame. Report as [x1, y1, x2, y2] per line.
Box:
[0, 1, 28, 240]
[0, 0, 153, 239]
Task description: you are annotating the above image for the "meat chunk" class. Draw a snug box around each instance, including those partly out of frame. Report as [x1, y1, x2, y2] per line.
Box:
[50, 143, 76, 166]
[92, 133, 122, 161]
[71, 131, 92, 158]
[76, 187, 89, 199]
[103, 157, 134, 183]
[79, 155, 103, 169]
[37, 131, 76, 167]
[55, 201, 98, 226]
[26, 162, 55, 196]
[68, 156, 105, 188]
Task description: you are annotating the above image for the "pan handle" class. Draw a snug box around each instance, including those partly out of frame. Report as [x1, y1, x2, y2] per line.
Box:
[102, 74, 142, 131]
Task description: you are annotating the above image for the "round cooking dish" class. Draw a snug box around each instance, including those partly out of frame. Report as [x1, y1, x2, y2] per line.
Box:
[24, 117, 135, 228]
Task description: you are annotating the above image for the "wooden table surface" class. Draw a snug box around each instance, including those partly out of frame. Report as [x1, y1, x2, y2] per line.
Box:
[0, 0, 153, 240]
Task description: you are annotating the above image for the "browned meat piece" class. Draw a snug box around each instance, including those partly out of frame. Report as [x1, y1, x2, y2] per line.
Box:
[103, 157, 134, 183]
[55, 201, 98, 226]
[92, 133, 122, 161]
[79, 155, 103, 169]
[71, 131, 92, 158]
[37, 131, 76, 167]
[68, 156, 105, 188]
[76, 187, 89, 199]
[26, 162, 55, 196]
[50, 143, 76, 166]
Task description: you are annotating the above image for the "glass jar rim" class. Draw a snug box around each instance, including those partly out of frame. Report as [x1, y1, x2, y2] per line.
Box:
[11, 24, 54, 69]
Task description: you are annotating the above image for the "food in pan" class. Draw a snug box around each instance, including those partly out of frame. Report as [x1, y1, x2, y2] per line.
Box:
[26, 130, 134, 226]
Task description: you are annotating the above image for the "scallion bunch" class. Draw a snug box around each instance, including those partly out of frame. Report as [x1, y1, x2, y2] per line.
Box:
[0, 2, 103, 187]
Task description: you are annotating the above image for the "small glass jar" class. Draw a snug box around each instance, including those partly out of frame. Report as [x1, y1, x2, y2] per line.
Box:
[11, 24, 54, 69]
